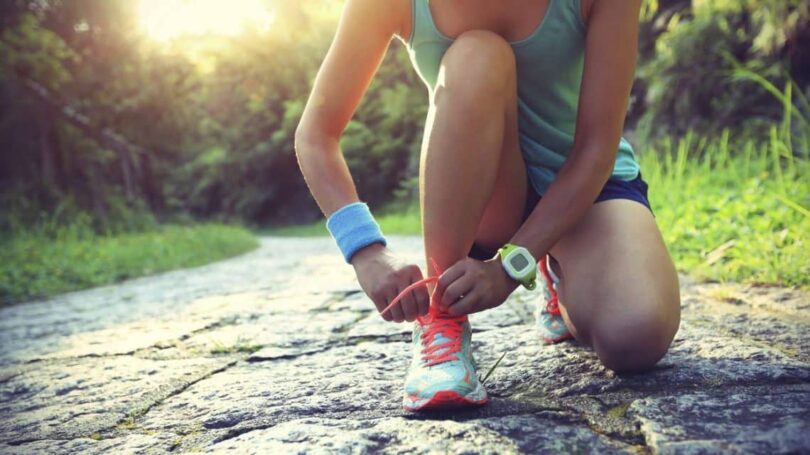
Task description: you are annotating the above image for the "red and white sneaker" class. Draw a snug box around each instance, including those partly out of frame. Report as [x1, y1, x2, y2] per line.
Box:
[402, 311, 487, 412]
[381, 258, 487, 412]
[535, 256, 573, 344]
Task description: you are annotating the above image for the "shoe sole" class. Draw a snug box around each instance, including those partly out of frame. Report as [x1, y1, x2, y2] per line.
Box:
[403, 382, 488, 412]
[542, 332, 574, 344]
[403, 390, 488, 412]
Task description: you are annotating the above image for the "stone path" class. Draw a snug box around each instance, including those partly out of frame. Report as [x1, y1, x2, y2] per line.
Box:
[1, 236, 808, 454]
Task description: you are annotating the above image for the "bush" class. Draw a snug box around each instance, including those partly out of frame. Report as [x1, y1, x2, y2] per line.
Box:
[637, 0, 810, 141]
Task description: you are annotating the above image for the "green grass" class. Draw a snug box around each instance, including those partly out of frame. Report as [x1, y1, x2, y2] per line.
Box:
[267, 132, 808, 288]
[641, 130, 808, 288]
[0, 223, 259, 304]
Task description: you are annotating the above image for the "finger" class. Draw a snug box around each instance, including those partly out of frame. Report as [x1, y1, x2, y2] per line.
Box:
[386, 291, 406, 323]
[379, 275, 434, 315]
[408, 266, 430, 316]
[414, 286, 430, 316]
[397, 267, 420, 322]
[447, 290, 483, 316]
[440, 274, 476, 310]
[399, 279, 419, 322]
[372, 290, 393, 322]
[434, 260, 469, 305]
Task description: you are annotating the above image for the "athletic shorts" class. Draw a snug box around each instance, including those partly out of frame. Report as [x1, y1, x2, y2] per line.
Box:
[468, 173, 652, 260]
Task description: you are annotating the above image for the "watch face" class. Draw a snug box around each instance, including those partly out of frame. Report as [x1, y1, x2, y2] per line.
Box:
[510, 254, 529, 271]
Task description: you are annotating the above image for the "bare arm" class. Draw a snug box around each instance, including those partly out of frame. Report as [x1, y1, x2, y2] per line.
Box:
[510, 0, 642, 258]
[294, 0, 428, 323]
[294, 0, 404, 215]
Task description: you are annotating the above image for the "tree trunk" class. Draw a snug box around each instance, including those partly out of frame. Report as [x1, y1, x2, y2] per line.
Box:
[38, 118, 56, 192]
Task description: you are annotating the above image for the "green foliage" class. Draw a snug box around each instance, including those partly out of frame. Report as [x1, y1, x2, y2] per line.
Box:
[641, 131, 808, 288]
[0, 13, 77, 87]
[1, 0, 808, 294]
[0, 223, 258, 304]
[3, 0, 808, 229]
[637, 0, 810, 140]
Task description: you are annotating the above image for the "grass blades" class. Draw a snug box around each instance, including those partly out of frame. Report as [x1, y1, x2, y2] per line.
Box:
[480, 351, 508, 385]
[641, 132, 808, 288]
[0, 223, 259, 304]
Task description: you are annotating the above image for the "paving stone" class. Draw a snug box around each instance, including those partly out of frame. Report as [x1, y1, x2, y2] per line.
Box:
[206, 413, 632, 454]
[139, 342, 410, 434]
[0, 237, 356, 364]
[0, 236, 808, 453]
[0, 433, 177, 455]
[188, 307, 362, 359]
[681, 284, 810, 361]
[0, 357, 228, 443]
[468, 321, 810, 401]
[629, 384, 810, 454]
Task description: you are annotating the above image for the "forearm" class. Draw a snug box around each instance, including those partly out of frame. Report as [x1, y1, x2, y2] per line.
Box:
[295, 130, 359, 217]
[510, 146, 616, 259]
[296, 128, 389, 265]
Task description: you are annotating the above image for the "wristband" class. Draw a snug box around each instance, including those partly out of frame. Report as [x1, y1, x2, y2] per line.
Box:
[326, 202, 387, 263]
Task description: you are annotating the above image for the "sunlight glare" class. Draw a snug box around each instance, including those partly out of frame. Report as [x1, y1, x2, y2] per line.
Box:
[138, 0, 274, 41]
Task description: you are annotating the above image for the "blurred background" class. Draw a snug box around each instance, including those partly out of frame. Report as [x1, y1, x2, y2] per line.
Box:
[0, 0, 808, 304]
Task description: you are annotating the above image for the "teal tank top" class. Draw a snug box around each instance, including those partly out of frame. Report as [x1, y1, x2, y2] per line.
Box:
[405, 0, 639, 195]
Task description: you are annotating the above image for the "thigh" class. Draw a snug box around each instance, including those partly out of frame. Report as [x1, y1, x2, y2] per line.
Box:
[549, 199, 681, 347]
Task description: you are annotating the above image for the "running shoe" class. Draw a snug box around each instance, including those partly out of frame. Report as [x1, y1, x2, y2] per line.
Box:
[535, 255, 573, 344]
[402, 311, 488, 411]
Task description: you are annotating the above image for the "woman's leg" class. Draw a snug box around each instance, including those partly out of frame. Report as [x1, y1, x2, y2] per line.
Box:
[420, 30, 527, 284]
[550, 199, 681, 372]
[403, 30, 527, 411]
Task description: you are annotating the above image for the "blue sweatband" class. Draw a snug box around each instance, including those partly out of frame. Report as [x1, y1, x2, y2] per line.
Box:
[326, 202, 387, 263]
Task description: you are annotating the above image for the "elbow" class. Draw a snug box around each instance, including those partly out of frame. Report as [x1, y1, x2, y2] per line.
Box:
[294, 124, 311, 160]
[294, 123, 337, 161]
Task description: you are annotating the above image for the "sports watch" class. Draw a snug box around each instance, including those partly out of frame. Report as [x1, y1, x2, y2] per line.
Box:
[497, 243, 537, 290]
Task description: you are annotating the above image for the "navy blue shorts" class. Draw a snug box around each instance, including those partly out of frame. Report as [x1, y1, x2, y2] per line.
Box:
[468, 173, 652, 260]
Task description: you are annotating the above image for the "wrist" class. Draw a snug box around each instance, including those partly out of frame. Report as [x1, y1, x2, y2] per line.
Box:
[492, 258, 520, 290]
[349, 242, 385, 266]
[326, 201, 387, 264]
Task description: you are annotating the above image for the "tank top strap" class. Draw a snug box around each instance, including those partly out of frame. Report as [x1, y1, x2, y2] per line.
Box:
[555, 0, 587, 33]
[407, 0, 450, 49]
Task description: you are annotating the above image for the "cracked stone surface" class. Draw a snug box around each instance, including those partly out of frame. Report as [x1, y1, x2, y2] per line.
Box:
[0, 236, 808, 454]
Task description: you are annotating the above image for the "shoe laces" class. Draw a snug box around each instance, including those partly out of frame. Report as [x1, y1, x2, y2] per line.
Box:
[380, 258, 466, 367]
[539, 256, 561, 316]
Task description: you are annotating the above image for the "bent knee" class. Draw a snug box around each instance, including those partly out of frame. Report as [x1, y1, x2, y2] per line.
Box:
[440, 30, 515, 92]
[591, 306, 680, 373]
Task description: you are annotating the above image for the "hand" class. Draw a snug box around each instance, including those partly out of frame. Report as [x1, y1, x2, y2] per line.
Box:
[351, 243, 430, 323]
[434, 256, 519, 316]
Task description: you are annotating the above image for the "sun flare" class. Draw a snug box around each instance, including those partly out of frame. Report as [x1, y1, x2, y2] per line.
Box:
[137, 0, 274, 41]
